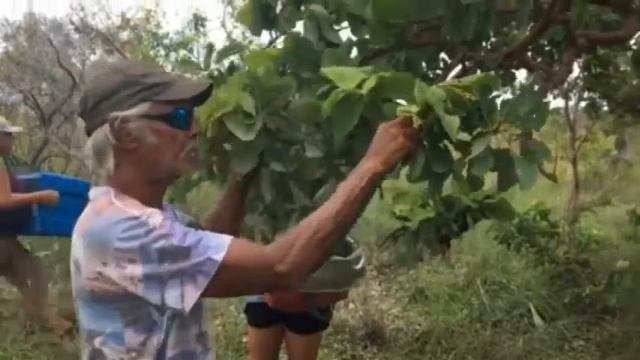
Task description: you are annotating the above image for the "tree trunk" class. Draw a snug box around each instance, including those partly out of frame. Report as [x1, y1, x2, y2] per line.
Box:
[563, 86, 582, 228]
[567, 150, 580, 225]
[29, 136, 50, 170]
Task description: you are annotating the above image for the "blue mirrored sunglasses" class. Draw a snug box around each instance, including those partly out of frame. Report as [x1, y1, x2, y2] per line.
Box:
[146, 106, 194, 131]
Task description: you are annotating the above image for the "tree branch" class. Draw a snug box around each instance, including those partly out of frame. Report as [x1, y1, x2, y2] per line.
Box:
[30, 135, 50, 167]
[359, 0, 638, 93]
[359, 26, 443, 65]
[70, 18, 128, 59]
[503, 0, 562, 61]
[18, 89, 47, 127]
[578, 12, 640, 47]
[44, 34, 78, 125]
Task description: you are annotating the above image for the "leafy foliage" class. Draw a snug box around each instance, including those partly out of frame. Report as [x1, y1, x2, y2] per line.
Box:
[191, 0, 639, 245]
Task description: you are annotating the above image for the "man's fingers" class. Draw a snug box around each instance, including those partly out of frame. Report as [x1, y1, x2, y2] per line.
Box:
[407, 132, 421, 156]
[392, 115, 414, 128]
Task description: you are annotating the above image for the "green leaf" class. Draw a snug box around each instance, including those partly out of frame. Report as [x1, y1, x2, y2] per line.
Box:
[362, 72, 416, 101]
[344, 0, 370, 17]
[415, 82, 460, 139]
[322, 47, 354, 67]
[237, 0, 276, 36]
[304, 140, 324, 158]
[237, 0, 262, 35]
[230, 139, 263, 175]
[372, 0, 445, 22]
[246, 48, 282, 74]
[441, 114, 461, 140]
[447, 73, 501, 96]
[303, 16, 320, 43]
[396, 104, 420, 117]
[239, 92, 256, 115]
[493, 150, 518, 192]
[323, 89, 366, 143]
[200, 93, 235, 121]
[426, 144, 453, 173]
[223, 112, 264, 141]
[414, 80, 432, 106]
[514, 156, 538, 190]
[288, 98, 323, 123]
[259, 168, 274, 202]
[392, 203, 435, 229]
[469, 148, 494, 176]
[313, 178, 338, 204]
[480, 197, 516, 221]
[215, 40, 247, 63]
[307, 4, 342, 44]
[252, 73, 296, 111]
[407, 148, 426, 181]
[467, 173, 485, 192]
[283, 34, 321, 73]
[278, 5, 302, 30]
[502, 84, 550, 131]
[198, 72, 249, 122]
[321, 66, 373, 89]
[522, 139, 551, 162]
[289, 181, 312, 206]
[297, 157, 326, 179]
[470, 134, 491, 158]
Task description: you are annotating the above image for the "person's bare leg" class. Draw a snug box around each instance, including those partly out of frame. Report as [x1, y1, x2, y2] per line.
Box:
[4, 239, 73, 335]
[284, 330, 323, 360]
[247, 325, 285, 360]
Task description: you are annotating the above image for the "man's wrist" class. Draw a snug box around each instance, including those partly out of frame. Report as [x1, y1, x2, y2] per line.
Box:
[357, 158, 388, 179]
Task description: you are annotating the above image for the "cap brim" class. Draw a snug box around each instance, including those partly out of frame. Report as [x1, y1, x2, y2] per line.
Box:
[152, 77, 213, 107]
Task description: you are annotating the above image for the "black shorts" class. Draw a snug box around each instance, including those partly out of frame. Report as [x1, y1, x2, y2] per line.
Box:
[243, 301, 333, 335]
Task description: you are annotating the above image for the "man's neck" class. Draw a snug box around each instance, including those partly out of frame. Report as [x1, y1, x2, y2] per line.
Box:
[107, 166, 170, 210]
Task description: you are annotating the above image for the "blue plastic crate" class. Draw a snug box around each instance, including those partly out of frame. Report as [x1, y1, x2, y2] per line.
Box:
[16, 172, 90, 237]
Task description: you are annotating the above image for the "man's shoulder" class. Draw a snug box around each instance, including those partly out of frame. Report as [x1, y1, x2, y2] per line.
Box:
[164, 203, 203, 229]
[74, 190, 155, 243]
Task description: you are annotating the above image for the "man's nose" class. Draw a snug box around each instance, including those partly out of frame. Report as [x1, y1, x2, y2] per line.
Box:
[189, 119, 200, 138]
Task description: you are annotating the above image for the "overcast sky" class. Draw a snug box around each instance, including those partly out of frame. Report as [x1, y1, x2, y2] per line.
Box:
[0, 0, 225, 32]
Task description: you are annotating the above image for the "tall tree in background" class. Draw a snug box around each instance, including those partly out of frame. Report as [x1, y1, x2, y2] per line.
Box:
[0, 14, 87, 173]
[0, 7, 213, 175]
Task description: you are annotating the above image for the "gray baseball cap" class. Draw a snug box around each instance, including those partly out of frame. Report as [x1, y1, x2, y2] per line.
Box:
[78, 58, 213, 136]
[0, 116, 23, 134]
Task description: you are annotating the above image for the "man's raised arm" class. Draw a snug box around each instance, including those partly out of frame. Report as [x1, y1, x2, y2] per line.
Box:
[200, 172, 254, 235]
[202, 116, 420, 298]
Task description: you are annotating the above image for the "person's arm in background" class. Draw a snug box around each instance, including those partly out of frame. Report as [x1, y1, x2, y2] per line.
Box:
[202, 116, 420, 298]
[0, 169, 59, 210]
[200, 172, 255, 235]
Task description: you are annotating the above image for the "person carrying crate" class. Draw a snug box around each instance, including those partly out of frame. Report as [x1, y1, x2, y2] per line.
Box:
[0, 116, 74, 335]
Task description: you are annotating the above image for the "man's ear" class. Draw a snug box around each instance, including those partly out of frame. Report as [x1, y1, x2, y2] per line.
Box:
[109, 116, 140, 151]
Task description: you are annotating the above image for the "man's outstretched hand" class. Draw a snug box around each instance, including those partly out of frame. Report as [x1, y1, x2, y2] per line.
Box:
[363, 116, 421, 175]
[201, 117, 422, 298]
